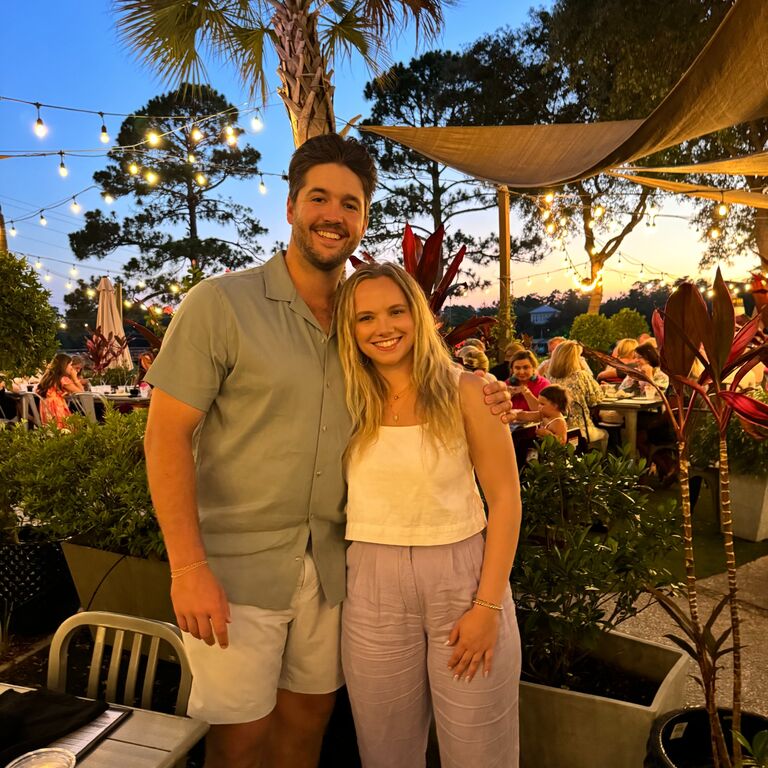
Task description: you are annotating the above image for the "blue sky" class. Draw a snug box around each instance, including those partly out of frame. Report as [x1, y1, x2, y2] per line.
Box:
[0, 2, 756, 312]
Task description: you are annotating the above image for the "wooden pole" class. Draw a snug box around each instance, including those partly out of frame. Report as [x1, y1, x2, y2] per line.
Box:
[497, 185, 512, 356]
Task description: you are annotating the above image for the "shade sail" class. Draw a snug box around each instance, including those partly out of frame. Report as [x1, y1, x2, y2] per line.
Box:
[610, 172, 768, 210]
[622, 151, 768, 177]
[96, 276, 133, 369]
[361, 0, 768, 188]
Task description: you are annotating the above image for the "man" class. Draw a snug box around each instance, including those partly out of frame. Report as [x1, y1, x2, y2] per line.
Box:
[144, 134, 512, 768]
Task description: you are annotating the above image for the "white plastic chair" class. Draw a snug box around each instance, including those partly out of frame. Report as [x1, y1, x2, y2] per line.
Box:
[68, 392, 109, 424]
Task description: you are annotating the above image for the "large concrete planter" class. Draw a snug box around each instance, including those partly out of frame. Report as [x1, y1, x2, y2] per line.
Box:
[61, 541, 174, 622]
[729, 473, 768, 541]
[520, 631, 689, 768]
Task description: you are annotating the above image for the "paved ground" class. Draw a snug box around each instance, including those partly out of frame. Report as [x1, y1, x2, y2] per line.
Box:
[619, 554, 768, 716]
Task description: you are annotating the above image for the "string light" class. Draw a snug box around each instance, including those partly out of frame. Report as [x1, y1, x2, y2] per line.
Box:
[250, 115, 263, 132]
[190, 126, 203, 142]
[526, 276, 532, 287]
[717, 200, 729, 218]
[545, 221, 556, 234]
[59, 321, 67, 329]
[144, 170, 158, 185]
[195, 172, 208, 187]
[593, 204, 605, 219]
[65, 280, 73, 290]
[39, 211, 47, 226]
[124, 299, 133, 309]
[586, 219, 595, 229]
[86, 288, 96, 298]
[187, 153, 196, 164]
[58, 151, 68, 177]
[544, 192, 555, 204]
[128, 162, 140, 175]
[44, 272, 52, 282]
[707, 289, 715, 297]
[9, 222, 17, 237]
[558, 215, 568, 226]
[226, 134, 238, 147]
[259, 176, 267, 195]
[136, 280, 146, 289]
[98, 112, 110, 144]
[33, 103, 47, 138]
[102, 191, 115, 204]
[639, 263, 645, 278]
[70, 197, 81, 214]
[34, 260, 42, 270]
[709, 226, 721, 240]
[146, 130, 160, 146]
[541, 210, 551, 221]
[69, 265, 78, 276]
[545, 273, 551, 282]
[170, 284, 180, 294]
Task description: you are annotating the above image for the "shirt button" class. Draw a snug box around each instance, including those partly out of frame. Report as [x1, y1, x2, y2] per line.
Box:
[321, 425, 327, 432]
[316, 470, 322, 477]
[326, 382, 331, 388]
[310, 513, 315, 520]
[295, 556, 302, 561]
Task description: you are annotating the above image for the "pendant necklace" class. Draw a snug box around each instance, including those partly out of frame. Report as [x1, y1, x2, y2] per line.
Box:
[389, 383, 412, 423]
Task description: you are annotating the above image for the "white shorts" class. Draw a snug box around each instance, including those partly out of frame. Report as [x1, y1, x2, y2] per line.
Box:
[183, 550, 343, 724]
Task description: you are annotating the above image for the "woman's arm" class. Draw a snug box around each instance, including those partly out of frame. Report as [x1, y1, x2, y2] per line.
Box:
[60, 375, 84, 394]
[447, 373, 522, 682]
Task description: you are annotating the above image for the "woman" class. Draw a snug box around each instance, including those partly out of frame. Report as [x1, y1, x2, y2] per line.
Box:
[336, 263, 522, 768]
[457, 345, 489, 373]
[36, 353, 83, 428]
[489, 341, 525, 381]
[619, 341, 669, 394]
[547, 340, 607, 449]
[597, 338, 638, 382]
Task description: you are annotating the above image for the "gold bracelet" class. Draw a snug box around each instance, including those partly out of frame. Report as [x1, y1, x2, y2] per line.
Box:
[171, 559, 209, 579]
[472, 597, 503, 611]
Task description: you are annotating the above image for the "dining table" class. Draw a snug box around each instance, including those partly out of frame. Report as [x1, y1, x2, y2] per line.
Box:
[0, 684, 208, 768]
[598, 394, 664, 456]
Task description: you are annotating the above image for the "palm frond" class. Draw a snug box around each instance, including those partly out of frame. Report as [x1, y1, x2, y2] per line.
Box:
[357, 0, 449, 43]
[320, 1, 388, 75]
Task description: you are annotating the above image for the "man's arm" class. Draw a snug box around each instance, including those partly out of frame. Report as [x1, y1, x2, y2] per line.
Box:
[145, 387, 230, 648]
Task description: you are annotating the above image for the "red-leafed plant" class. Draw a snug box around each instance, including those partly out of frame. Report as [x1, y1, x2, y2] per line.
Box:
[351, 224, 496, 347]
[583, 269, 768, 768]
[84, 326, 130, 377]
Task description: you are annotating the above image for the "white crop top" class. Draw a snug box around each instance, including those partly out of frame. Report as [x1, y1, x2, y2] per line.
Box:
[345, 425, 487, 546]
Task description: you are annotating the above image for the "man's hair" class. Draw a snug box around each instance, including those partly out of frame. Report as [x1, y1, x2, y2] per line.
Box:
[540, 384, 570, 413]
[288, 134, 377, 211]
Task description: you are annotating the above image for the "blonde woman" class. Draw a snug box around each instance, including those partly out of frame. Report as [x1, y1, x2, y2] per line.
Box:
[596, 337, 639, 382]
[547, 340, 607, 448]
[336, 262, 522, 768]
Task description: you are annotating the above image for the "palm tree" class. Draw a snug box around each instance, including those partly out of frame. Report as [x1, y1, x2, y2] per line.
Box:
[114, 0, 448, 147]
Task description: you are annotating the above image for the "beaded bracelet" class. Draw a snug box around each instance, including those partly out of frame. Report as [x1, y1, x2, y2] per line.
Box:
[472, 597, 503, 611]
[171, 559, 209, 579]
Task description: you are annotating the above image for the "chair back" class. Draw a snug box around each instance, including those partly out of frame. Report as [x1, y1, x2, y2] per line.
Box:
[47, 610, 192, 716]
[23, 392, 43, 428]
[68, 392, 107, 424]
[566, 427, 588, 454]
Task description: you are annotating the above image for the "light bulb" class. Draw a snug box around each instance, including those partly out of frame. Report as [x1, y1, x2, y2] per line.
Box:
[124, 299, 133, 309]
[44, 272, 52, 282]
[128, 162, 139, 175]
[259, 178, 267, 195]
[187, 153, 196, 164]
[70, 198, 81, 214]
[9, 222, 16, 237]
[191, 126, 203, 142]
[707, 289, 715, 297]
[140, 303, 148, 310]
[589, 246, 597, 255]
[39, 212, 47, 226]
[639, 264, 645, 278]
[250, 115, 263, 132]
[86, 288, 96, 298]
[717, 202, 729, 218]
[544, 192, 555, 204]
[541, 210, 551, 221]
[545, 221, 556, 234]
[744, 282, 751, 291]
[137, 280, 146, 289]
[33, 104, 47, 137]
[69, 265, 78, 276]
[66, 280, 73, 290]
[59, 321, 67, 329]
[195, 172, 208, 186]
[559, 216, 568, 226]
[545, 273, 551, 282]
[145, 171, 158, 185]
[709, 227, 721, 240]
[226, 134, 238, 146]
[646, 281, 655, 290]
[526, 277, 532, 287]
[224, 124, 234, 136]
[34, 260, 42, 270]
[169, 284, 180, 294]
[146, 130, 160, 146]
[587, 218, 595, 229]
[593, 204, 605, 219]
[99, 114, 110, 144]
[58, 153, 68, 177]
[103, 192, 115, 204]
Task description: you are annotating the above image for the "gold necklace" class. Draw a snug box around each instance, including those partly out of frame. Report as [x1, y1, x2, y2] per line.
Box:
[389, 383, 412, 423]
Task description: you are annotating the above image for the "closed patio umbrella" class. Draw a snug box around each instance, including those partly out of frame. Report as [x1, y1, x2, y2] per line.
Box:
[96, 276, 133, 369]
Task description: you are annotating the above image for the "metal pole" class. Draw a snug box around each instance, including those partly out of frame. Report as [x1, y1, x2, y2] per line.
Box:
[497, 185, 512, 356]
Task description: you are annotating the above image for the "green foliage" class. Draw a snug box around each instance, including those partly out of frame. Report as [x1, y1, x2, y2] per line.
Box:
[3, 410, 163, 558]
[608, 308, 648, 341]
[689, 389, 768, 474]
[513, 439, 679, 687]
[735, 729, 768, 767]
[0, 251, 59, 377]
[569, 313, 614, 352]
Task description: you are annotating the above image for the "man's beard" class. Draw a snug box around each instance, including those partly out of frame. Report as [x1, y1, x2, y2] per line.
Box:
[292, 219, 360, 272]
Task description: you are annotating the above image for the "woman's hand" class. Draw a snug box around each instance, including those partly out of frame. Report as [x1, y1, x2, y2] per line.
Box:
[446, 605, 500, 682]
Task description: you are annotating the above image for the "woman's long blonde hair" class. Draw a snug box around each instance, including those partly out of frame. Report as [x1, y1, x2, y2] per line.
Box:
[335, 262, 463, 452]
[547, 340, 582, 379]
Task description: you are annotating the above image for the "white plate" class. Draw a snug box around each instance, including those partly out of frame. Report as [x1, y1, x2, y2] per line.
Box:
[5, 748, 77, 768]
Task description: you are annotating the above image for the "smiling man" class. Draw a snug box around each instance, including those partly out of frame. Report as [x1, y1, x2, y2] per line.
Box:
[143, 134, 511, 768]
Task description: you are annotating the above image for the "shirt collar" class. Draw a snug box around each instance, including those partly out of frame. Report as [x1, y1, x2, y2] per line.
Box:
[263, 251, 297, 302]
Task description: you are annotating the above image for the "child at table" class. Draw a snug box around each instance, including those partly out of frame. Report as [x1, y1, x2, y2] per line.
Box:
[36, 353, 83, 428]
[535, 385, 569, 445]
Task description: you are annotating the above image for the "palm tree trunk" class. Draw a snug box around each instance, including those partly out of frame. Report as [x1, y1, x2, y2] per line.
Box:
[271, 1, 336, 146]
[718, 436, 742, 766]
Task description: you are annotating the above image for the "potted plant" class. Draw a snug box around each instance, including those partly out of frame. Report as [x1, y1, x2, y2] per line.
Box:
[8, 409, 173, 622]
[83, 327, 132, 386]
[690, 389, 768, 541]
[0, 424, 79, 646]
[584, 269, 768, 767]
[513, 439, 687, 768]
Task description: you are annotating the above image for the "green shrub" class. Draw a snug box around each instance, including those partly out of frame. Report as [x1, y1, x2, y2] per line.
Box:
[8, 409, 163, 558]
[512, 439, 679, 687]
[569, 313, 615, 352]
[608, 308, 648, 342]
